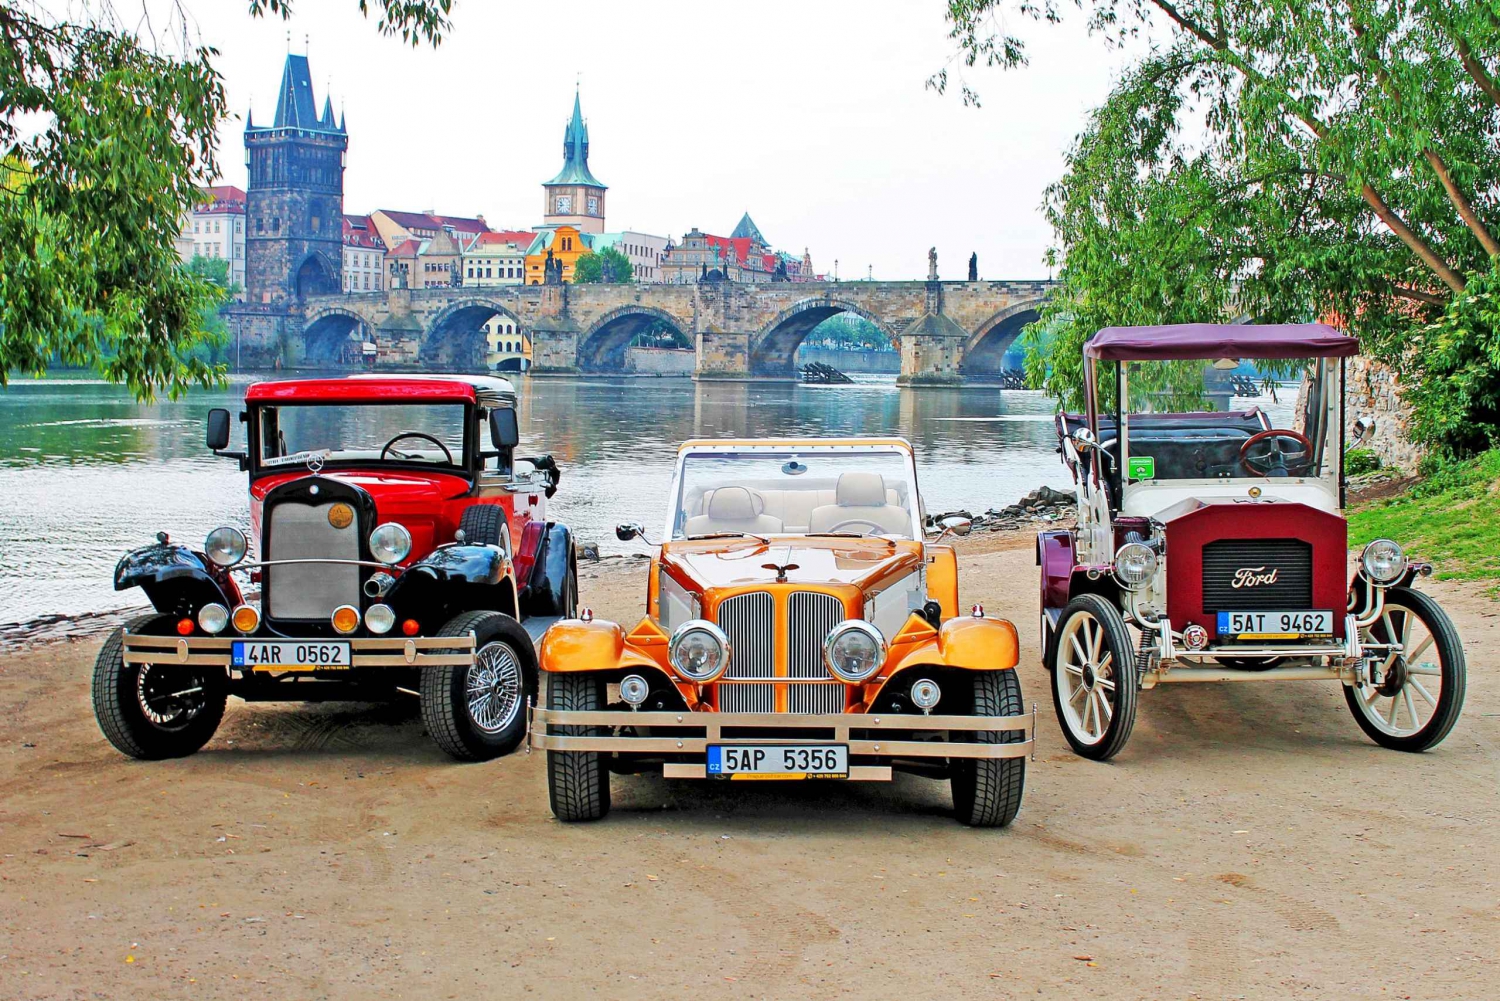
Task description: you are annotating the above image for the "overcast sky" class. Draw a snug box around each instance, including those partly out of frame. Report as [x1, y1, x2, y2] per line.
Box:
[181, 0, 1142, 280]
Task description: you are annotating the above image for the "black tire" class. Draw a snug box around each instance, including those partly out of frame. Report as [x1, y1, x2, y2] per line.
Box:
[91, 614, 228, 760]
[459, 504, 511, 552]
[1048, 593, 1138, 761]
[1345, 587, 1466, 752]
[420, 611, 537, 761]
[950, 670, 1027, 828]
[546, 672, 611, 822]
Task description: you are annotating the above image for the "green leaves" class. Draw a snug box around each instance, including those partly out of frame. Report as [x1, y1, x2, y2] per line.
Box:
[571, 247, 636, 284]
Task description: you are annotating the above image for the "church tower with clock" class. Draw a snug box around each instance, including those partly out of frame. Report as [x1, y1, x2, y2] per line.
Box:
[542, 91, 606, 234]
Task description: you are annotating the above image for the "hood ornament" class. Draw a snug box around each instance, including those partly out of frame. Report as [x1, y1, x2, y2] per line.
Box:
[306, 451, 325, 475]
[761, 562, 799, 583]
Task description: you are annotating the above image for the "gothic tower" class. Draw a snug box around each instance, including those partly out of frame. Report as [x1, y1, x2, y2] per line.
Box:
[244, 54, 347, 304]
[542, 92, 607, 234]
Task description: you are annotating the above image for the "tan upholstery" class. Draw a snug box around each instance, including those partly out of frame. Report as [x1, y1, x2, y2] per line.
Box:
[692, 484, 904, 534]
[807, 473, 912, 535]
[683, 486, 783, 537]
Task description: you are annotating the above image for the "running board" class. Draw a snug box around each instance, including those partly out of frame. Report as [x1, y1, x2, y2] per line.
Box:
[522, 616, 562, 644]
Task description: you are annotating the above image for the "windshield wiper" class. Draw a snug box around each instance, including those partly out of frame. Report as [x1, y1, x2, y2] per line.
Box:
[685, 532, 770, 544]
[804, 533, 898, 544]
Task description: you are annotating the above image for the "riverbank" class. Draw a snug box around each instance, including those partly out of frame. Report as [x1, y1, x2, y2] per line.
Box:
[1, 528, 1495, 999]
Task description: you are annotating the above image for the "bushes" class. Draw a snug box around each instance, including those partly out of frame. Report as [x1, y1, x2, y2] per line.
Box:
[1344, 448, 1382, 477]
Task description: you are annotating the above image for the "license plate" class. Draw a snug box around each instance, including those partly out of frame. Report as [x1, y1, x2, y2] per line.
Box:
[1216, 610, 1333, 639]
[232, 640, 351, 670]
[706, 743, 849, 779]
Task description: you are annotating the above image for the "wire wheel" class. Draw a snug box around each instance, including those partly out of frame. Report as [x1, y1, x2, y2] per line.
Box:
[1049, 593, 1137, 760]
[466, 640, 524, 734]
[134, 664, 212, 730]
[1346, 588, 1465, 751]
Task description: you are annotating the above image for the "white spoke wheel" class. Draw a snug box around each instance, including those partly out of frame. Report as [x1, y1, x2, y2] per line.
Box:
[1049, 593, 1138, 761]
[421, 611, 537, 761]
[1345, 587, 1465, 752]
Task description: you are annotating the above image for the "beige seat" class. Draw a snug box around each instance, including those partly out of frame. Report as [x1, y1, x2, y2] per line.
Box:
[683, 486, 783, 537]
[808, 473, 911, 535]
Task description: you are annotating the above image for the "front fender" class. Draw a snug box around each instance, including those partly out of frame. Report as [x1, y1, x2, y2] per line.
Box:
[114, 543, 234, 615]
[385, 544, 517, 618]
[538, 616, 665, 674]
[520, 522, 574, 618]
[871, 614, 1020, 702]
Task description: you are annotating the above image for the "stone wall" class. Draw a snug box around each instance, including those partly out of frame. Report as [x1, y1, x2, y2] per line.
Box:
[795, 347, 900, 374]
[625, 346, 696, 376]
[1345, 355, 1424, 472]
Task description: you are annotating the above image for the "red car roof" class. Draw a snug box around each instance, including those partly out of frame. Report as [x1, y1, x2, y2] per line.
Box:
[245, 376, 514, 405]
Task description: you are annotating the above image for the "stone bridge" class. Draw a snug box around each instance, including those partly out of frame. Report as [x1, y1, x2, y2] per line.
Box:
[225, 279, 1055, 384]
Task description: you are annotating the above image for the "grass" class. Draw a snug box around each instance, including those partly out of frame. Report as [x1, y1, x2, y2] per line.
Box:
[1348, 448, 1500, 595]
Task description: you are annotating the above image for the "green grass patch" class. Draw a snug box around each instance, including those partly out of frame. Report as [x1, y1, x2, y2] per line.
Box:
[1348, 449, 1500, 595]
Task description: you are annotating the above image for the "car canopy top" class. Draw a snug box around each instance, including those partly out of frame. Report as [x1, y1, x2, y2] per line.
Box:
[246, 375, 517, 408]
[1085, 323, 1359, 362]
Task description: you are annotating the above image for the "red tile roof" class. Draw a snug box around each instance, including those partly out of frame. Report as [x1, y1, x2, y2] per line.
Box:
[386, 238, 423, 259]
[342, 214, 386, 249]
[197, 184, 247, 214]
[472, 230, 533, 249]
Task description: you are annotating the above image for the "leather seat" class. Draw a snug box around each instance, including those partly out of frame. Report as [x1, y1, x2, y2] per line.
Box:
[682, 486, 783, 537]
[808, 473, 911, 535]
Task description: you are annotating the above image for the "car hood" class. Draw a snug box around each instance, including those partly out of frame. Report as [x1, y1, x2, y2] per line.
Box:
[660, 536, 924, 591]
[249, 469, 471, 555]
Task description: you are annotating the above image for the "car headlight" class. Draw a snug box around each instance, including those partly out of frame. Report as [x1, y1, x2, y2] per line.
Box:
[1113, 542, 1158, 590]
[205, 526, 247, 567]
[197, 603, 229, 634]
[823, 620, 887, 683]
[369, 522, 412, 565]
[1361, 538, 1407, 584]
[365, 603, 396, 635]
[669, 620, 731, 683]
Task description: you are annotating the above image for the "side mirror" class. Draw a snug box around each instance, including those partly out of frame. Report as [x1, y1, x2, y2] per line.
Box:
[206, 408, 232, 451]
[1069, 427, 1099, 452]
[1351, 415, 1376, 446]
[615, 522, 643, 542]
[940, 515, 973, 537]
[489, 408, 520, 450]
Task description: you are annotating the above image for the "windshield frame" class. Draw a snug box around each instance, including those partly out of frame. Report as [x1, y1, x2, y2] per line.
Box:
[248, 400, 479, 479]
[664, 441, 925, 541]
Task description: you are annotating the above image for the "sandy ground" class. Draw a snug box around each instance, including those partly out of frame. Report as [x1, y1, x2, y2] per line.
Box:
[1, 531, 1497, 1000]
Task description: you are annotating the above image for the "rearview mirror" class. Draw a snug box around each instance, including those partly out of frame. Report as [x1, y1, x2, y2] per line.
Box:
[206, 408, 231, 451]
[616, 522, 644, 542]
[1069, 427, 1098, 452]
[1351, 415, 1376, 446]
[940, 516, 972, 537]
[489, 408, 519, 450]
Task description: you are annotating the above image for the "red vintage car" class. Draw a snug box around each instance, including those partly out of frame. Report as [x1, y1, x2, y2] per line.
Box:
[92, 375, 577, 761]
[1039, 323, 1466, 759]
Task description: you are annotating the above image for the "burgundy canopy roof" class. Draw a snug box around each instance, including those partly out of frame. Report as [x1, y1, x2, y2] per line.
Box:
[1085, 323, 1359, 362]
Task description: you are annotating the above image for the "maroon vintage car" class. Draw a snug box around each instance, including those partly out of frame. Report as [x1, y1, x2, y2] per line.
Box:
[1038, 323, 1465, 759]
[92, 375, 576, 762]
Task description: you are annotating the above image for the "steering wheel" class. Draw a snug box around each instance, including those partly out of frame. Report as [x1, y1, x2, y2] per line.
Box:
[825, 518, 887, 536]
[380, 431, 454, 464]
[1239, 428, 1313, 477]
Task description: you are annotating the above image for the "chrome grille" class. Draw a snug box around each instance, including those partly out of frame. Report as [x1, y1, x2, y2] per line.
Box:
[1202, 538, 1313, 613]
[789, 591, 845, 714]
[717, 592, 775, 713]
[266, 501, 360, 620]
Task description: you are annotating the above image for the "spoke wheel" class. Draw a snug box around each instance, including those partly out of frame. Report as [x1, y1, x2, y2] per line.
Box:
[466, 641, 524, 734]
[1049, 593, 1137, 760]
[136, 664, 214, 729]
[92, 614, 227, 760]
[1346, 587, 1465, 752]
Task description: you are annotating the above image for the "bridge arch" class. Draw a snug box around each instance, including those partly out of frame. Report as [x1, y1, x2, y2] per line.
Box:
[578, 305, 692, 373]
[421, 297, 525, 372]
[750, 298, 897, 377]
[303, 306, 371, 367]
[961, 299, 1046, 378]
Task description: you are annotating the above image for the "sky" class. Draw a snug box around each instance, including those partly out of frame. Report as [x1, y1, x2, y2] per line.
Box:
[175, 0, 1142, 280]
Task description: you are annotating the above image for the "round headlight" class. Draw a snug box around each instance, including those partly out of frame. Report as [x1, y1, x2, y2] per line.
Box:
[619, 674, 650, 707]
[1362, 538, 1407, 584]
[823, 620, 887, 684]
[369, 522, 412, 565]
[909, 678, 941, 711]
[669, 620, 731, 683]
[205, 526, 247, 567]
[331, 604, 361, 635]
[1113, 542, 1159, 590]
[365, 603, 396, 635]
[231, 604, 260, 634]
[197, 603, 229, 634]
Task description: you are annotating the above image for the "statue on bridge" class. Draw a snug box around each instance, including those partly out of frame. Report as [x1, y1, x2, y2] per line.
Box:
[969, 253, 978, 281]
[927, 246, 938, 281]
[544, 248, 564, 285]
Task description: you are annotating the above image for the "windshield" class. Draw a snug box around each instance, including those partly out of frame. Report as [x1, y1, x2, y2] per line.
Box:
[1117, 358, 1333, 481]
[672, 450, 917, 540]
[256, 403, 469, 470]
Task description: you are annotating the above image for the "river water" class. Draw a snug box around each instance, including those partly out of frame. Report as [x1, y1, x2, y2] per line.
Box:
[0, 375, 1072, 624]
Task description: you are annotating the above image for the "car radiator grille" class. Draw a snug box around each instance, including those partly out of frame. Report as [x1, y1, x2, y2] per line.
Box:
[266, 501, 361, 621]
[714, 591, 846, 714]
[1201, 538, 1313, 613]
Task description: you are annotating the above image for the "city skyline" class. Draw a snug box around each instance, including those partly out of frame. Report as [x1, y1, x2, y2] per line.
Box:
[183, 0, 1143, 281]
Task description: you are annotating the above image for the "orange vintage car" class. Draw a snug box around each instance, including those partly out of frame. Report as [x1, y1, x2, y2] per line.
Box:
[530, 438, 1032, 826]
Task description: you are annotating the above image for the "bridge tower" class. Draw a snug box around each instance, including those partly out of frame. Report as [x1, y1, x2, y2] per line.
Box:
[244, 54, 347, 304]
[541, 91, 607, 234]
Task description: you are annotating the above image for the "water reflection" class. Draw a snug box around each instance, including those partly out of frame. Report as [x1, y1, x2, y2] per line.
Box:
[0, 375, 1071, 622]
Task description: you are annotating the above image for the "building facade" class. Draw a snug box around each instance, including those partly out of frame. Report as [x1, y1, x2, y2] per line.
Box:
[342, 214, 385, 292]
[243, 54, 347, 304]
[524, 225, 588, 284]
[593, 230, 668, 282]
[542, 93, 607, 234]
[660, 214, 818, 284]
[483, 317, 530, 372]
[369, 209, 490, 252]
[181, 185, 248, 295]
[463, 231, 530, 286]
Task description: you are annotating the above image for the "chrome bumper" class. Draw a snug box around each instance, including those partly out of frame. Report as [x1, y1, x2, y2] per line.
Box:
[120, 632, 476, 669]
[529, 706, 1034, 780]
[1140, 613, 1365, 688]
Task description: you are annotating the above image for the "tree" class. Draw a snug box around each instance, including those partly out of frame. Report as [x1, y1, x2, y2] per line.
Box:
[937, 1, 1500, 451]
[1, 1, 452, 399]
[571, 247, 636, 284]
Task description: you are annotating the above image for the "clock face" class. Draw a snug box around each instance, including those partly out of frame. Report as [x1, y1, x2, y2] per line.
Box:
[587, 196, 599, 215]
[555, 195, 572, 213]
